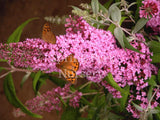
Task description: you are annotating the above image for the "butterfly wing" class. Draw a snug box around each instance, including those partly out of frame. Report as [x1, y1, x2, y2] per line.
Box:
[42, 22, 56, 44]
[56, 54, 79, 84]
[61, 69, 77, 84]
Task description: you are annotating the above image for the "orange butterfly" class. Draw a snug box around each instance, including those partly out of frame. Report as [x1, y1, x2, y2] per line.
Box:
[56, 54, 79, 84]
[42, 22, 56, 44]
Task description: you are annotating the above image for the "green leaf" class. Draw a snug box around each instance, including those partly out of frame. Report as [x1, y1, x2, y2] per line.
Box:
[158, 69, 160, 84]
[107, 112, 124, 120]
[109, 3, 121, 23]
[146, 75, 157, 86]
[155, 36, 160, 42]
[104, 73, 126, 94]
[4, 73, 42, 118]
[132, 18, 148, 34]
[119, 86, 130, 111]
[91, 0, 99, 14]
[107, 17, 126, 34]
[33, 71, 41, 94]
[150, 109, 160, 114]
[71, 5, 82, 11]
[148, 41, 160, 53]
[132, 102, 143, 111]
[90, 18, 105, 26]
[61, 107, 80, 120]
[147, 86, 153, 101]
[114, 27, 125, 48]
[80, 96, 92, 106]
[123, 35, 142, 53]
[103, 0, 114, 9]
[20, 72, 31, 88]
[48, 75, 66, 87]
[78, 118, 89, 120]
[0, 59, 7, 62]
[36, 78, 47, 92]
[135, 0, 143, 21]
[155, 107, 160, 119]
[99, 3, 108, 14]
[7, 17, 39, 43]
[59, 96, 67, 107]
[0, 67, 5, 73]
[108, 23, 116, 34]
[151, 53, 160, 63]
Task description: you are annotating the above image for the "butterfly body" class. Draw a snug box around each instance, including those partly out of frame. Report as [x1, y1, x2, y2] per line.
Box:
[42, 22, 56, 44]
[56, 54, 79, 84]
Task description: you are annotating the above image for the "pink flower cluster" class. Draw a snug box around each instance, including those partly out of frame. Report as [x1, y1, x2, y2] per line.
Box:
[0, 39, 59, 73]
[127, 87, 160, 118]
[0, 16, 157, 90]
[13, 84, 82, 116]
[139, 0, 160, 19]
[0, 16, 158, 118]
[147, 14, 160, 35]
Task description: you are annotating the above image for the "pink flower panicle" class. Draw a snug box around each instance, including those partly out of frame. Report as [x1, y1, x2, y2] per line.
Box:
[14, 84, 82, 116]
[147, 14, 160, 35]
[1, 15, 157, 95]
[139, 0, 160, 18]
[0, 39, 59, 73]
[0, 16, 158, 118]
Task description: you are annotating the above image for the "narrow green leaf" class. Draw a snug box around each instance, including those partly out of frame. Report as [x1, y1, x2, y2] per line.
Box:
[104, 73, 125, 93]
[7, 17, 39, 43]
[103, 0, 114, 9]
[61, 107, 80, 120]
[80, 97, 92, 106]
[119, 86, 130, 111]
[107, 112, 124, 120]
[150, 109, 160, 114]
[132, 18, 148, 34]
[158, 69, 160, 84]
[20, 72, 31, 88]
[99, 3, 108, 14]
[59, 96, 67, 107]
[155, 36, 160, 42]
[71, 5, 82, 11]
[33, 71, 41, 93]
[151, 53, 160, 63]
[146, 75, 157, 86]
[91, 0, 99, 14]
[4, 73, 42, 118]
[4, 73, 18, 107]
[155, 107, 160, 119]
[123, 35, 142, 53]
[48, 75, 66, 88]
[148, 113, 153, 120]
[114, 27, 125, 48]
[132, 102, 143, 111]
[135, 0, 143, 21]
[36, 78, 47, 92]
[147, 86, 153, 101]
[109, 3, 121, 23]
[90, 18, 105, 26]
[148, 41, 160, 53]
[92, 94, 99, 105]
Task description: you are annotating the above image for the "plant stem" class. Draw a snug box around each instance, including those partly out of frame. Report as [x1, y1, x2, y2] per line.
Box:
[79, 81, 92, 90]
[0, 70, 14, 79]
